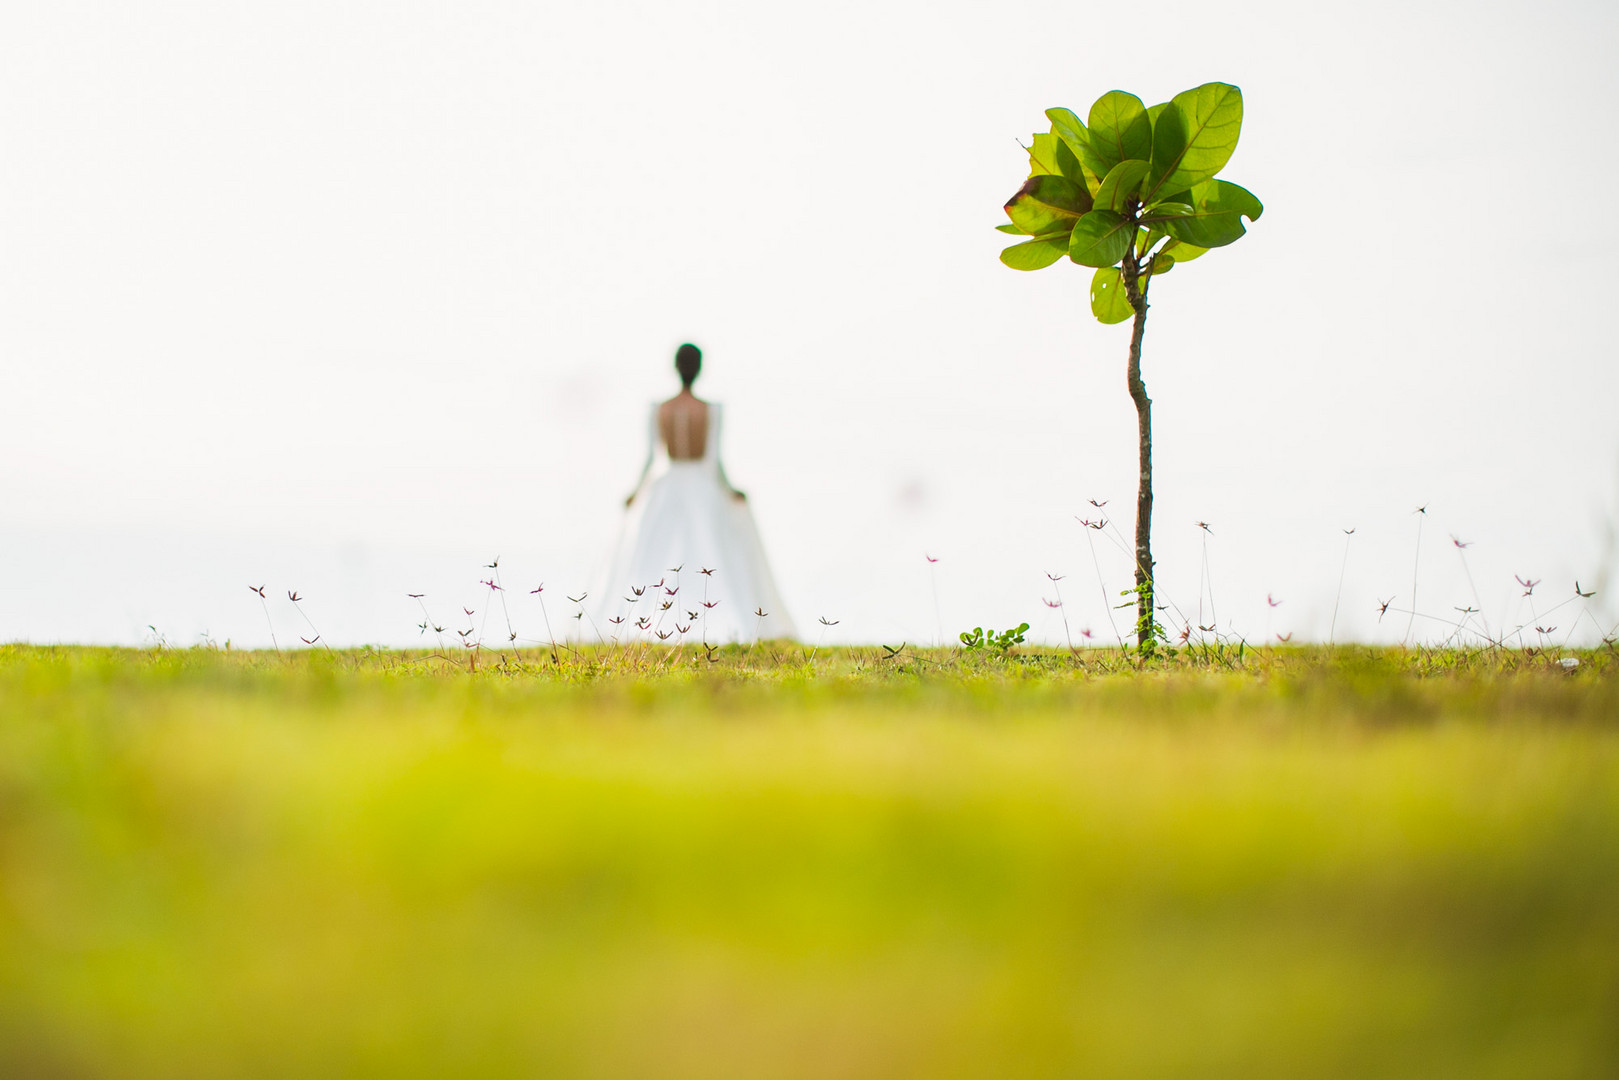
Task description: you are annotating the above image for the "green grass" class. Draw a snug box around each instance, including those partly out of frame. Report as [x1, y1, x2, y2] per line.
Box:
[1, 644, 1616, 1078]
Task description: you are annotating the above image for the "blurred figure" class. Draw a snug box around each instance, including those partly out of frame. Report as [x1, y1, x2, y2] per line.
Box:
[595, 343, 795, 642]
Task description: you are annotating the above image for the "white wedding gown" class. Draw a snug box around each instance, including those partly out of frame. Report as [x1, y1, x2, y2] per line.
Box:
[592, 403, 796, 643]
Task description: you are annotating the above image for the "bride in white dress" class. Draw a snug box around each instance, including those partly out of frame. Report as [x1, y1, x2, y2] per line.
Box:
[594, 344, 796, 643]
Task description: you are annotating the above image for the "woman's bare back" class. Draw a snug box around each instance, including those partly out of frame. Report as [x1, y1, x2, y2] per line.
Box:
[658, 391, 708, 461]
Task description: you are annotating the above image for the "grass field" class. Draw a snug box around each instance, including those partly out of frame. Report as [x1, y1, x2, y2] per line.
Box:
[1, 643, 1616, 1078]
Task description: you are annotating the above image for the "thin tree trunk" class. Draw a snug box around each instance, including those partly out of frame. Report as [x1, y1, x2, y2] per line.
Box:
[1126, 305, 1153, 649]
[1121, 236, 1154, 651]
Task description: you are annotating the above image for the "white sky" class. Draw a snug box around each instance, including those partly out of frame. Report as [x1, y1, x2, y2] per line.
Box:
[3, 0, 1616, 649]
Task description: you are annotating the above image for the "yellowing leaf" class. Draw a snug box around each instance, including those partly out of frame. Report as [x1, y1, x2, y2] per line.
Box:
[1003, 174, 1089, 236]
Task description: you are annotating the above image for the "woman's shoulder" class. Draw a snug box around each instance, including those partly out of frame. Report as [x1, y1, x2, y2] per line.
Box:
[657, 394, 716, 414]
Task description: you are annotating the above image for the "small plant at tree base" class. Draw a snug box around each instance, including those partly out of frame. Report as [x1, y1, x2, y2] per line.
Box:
[959, 623, 1030, 654]
[999, 82, 1262, 655]
[1116, 585, 1173, 656]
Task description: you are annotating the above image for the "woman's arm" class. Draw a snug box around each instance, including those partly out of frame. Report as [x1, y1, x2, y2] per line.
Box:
[717, 460, 746, 502]
[711, 406, 745, 501]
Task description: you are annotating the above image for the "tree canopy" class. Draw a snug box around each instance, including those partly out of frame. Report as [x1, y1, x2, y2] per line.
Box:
[998, 82, 1262, 325]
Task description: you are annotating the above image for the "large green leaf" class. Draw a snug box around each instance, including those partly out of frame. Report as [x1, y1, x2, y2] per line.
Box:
[1089, 266, 1134, 324]
[1144, 180, 1262, 248]
[1068, 209, 1134, 268]
[1171, 83, 1244, 182]
[1096, 159, 1152, 212]
[1004, 174, 1088, 236]
[1086, 91, 1153, 175]
[1148, 103, 1188, 200]
[1001, 235, 1070, 271]
[1146, 82, 1243, 202]
[995, 223, 1025, 234]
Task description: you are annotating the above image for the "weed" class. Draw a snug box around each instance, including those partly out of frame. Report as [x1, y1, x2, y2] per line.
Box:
[959, 622, 1029, 653]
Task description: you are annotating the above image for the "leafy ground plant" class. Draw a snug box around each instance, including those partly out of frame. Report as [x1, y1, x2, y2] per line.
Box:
[1000, 82, 1262, 653]
[958, 622, 1030, 653]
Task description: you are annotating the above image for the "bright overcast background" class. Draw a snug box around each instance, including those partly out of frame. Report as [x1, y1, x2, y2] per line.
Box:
[3, 0, 1616, 649]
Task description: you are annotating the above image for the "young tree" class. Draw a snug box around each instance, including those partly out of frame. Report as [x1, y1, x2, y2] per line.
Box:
[999, 82, 1262, 653]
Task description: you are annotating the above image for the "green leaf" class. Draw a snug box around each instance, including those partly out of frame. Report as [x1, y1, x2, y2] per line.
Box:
[1169, 83, 1244, 183]
[1149, 104, 1189, 200]
[1028, 133, 1085, 186]
[1096, 159, 1152, 212]
[1089, 266, 1134, 324]
[1046, 107, 1102, 195]
[1148, 188, 1195, 210]
[1144, 180, 1262, 249]
[1068, 209, 1134, 268]
[1162, 239, 1207, 262]
[1026, 133, 1060, 176]
[1144, 201, 1192, 221]
[1142, 250, 1174, 277]
[1000, 235, 1070, 271]
[1045, 107, 1087, 159]
[1086, 91, 1153, 175]
[1003, 174, 1089, 236]
[1146, 82, 1243, 202]
[1052, 138, 1085, 186]
[995, 222, 1025, 234]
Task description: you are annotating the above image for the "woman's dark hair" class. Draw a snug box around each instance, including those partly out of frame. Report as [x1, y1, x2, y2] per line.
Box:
[675, 343, 702, 388]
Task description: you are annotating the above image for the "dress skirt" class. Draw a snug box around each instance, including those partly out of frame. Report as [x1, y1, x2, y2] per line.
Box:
[593, 461, 795, 644]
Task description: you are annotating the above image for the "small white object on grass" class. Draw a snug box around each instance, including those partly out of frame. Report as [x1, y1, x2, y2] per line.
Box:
[1559, 657, 1580, 670]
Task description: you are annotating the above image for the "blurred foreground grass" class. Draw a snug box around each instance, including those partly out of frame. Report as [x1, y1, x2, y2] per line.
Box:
[1, 644, 1616, 1078]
